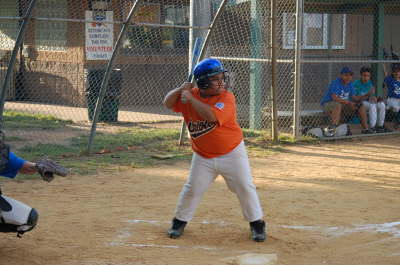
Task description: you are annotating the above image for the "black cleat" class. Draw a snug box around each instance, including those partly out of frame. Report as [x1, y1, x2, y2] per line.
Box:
[167, 218, 187, 239]
[361, 128, 375, 134]
[250, 220, 266, 242]
[376, 126, 391, 133]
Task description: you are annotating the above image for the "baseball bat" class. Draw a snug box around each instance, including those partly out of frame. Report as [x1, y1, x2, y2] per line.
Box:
[182, 37, 203, 103]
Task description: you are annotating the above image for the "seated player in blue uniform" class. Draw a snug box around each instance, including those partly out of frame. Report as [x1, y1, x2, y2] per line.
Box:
[384, 65, 400, 128]
[320, 67, 373, 135]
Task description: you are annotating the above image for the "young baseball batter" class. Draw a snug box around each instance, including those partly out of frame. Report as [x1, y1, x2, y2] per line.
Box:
[163, 58, 266, 242]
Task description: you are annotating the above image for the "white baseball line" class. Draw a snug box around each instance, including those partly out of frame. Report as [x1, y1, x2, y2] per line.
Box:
[125, 219, 400, 238]
[127, 219, 231, 226]
[279, 221, 400, 238]
[110, 241, 220, 251]
[108, 219, 400, 251]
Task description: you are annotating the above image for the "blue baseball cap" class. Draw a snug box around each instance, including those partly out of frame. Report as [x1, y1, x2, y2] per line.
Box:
[340, 67, 353, 74]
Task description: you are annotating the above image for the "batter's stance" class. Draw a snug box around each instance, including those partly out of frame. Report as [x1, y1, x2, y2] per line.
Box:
[163, 58, 266, 242]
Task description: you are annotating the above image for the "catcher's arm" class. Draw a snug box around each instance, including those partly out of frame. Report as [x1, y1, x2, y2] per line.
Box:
[18, 161, 37, 175]
[16, 158, 68, 182]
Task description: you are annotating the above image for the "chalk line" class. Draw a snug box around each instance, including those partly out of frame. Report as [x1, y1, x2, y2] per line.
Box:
[125, 219, 400, 238]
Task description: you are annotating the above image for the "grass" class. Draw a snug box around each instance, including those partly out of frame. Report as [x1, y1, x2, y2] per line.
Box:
[4, 110, 73, 130]
[15, 127, 319, 177]
[5, 111, 318, 177]
[242, 128, 319, 155]
[6, 136, 26, 142]
[17, 128, 193, 176]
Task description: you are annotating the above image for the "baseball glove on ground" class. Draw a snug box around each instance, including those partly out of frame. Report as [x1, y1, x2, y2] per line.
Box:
[36, 158, 68, 182]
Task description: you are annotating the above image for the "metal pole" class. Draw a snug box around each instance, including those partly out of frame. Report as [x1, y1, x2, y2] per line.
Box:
[293, 0, 304, 138]
[372, 2, 385, 98]
[189, 0, 194, 60]
[0, 16, 210, 30]
[178, 0, 195, 146]
[0, 0, 37, 129]
[178, 0, 229, 145]
[302, 59, 400, 64]
[87, 0, 141, 155]
[270, 0, 278, 142]
[249, 0, 263, 130]
[195, 0, 229, 73]
[327, 14, 333, 82]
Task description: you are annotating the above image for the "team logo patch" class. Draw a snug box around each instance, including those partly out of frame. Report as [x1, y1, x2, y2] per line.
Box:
[187, 120, 217, 139]
[215, 102, 224, 110]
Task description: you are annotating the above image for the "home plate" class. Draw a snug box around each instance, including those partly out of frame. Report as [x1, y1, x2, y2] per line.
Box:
[222, 253, 278, 265]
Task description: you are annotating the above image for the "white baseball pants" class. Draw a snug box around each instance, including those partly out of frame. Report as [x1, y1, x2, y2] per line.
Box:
[362, 101, 386, 127]
[387, 97, 400, 112]
[174, 141, 264, 223]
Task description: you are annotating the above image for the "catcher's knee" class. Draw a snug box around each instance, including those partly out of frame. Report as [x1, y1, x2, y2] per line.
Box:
[0, 196, 39, 237]
[0, 208, 38, 236]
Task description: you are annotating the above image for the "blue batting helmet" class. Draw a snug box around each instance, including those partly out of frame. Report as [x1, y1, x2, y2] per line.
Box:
[193, 58, 227, 89]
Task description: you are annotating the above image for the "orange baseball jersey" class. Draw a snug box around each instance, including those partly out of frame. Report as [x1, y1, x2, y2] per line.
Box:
[173, 87, 243, 158]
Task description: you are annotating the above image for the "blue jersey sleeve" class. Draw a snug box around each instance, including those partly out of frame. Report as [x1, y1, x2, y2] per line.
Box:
[321, 79, 340, 105]
[329, 81, 342, 98]
[0, 152, 26, 179]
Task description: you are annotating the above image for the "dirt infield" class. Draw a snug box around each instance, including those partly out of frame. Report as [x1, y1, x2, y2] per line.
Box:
[1, 136, 399, 265]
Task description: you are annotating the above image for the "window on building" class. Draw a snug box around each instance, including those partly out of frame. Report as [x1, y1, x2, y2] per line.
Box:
[162, 5, 189, 49]
[0, 0, 18, 50]
[283, 13, 346, 50]
[125, 3, 162, 49]
[89, 0, 111, 11]
[123, 3, 189, 52]
[35, 0, 68, 51]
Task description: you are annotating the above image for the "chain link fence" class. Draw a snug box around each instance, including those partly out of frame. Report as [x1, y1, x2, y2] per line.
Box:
[299, 1, 400, 137]
[0, 0, 223, 159]
[209, 0, 272, 131]
[0, 0, 400, 160]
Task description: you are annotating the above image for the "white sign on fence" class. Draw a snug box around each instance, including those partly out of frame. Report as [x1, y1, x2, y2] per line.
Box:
[85, 11, 113, 60]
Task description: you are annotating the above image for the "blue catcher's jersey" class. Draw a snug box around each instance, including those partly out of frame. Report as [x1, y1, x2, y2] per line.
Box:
[1, 152, 25, 179]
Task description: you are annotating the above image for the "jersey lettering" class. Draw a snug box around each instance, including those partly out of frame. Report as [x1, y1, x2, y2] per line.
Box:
[188, 120, 217, 139]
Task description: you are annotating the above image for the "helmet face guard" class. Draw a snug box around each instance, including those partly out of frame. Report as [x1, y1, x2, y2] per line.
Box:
[196, 70, 229, 90]
[193, 58, 230, 90]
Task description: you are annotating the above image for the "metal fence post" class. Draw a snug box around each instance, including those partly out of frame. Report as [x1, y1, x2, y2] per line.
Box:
[249, 0, 263, 130]
[178, 0, 199, 146]
[87, 0, 141, 155]
[327, 14, 333, 82]
[293, 0, 304, 139]
[270, 0, 278, 142]
[373, 2, 385, 98]
[0, 0, 37, 129]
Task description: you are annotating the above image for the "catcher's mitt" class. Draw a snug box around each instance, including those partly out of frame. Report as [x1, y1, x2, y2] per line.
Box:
[36, 158, 68, 182]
